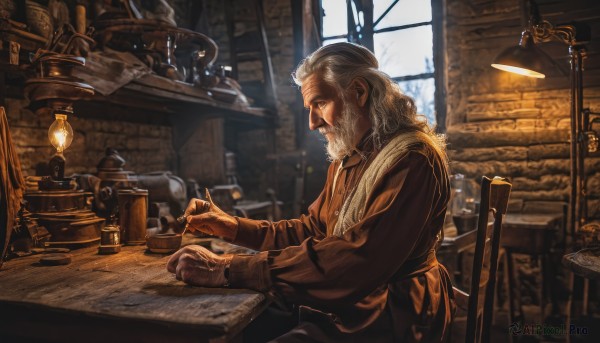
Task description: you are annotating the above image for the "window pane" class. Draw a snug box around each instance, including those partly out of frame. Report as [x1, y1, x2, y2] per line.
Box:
[322, 0, 347, 38]
[398, 78, 436, 125]
[374, 25, 433, 76]
[374, 0, 432, 29]
[323, 38, 349, 46]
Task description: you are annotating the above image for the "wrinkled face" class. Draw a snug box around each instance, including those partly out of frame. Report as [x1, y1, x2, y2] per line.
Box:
[301, 74, 359, 160]
[301, 74, 343, 138]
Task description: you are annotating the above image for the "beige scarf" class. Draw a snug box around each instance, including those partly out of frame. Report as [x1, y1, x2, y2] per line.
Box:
[332, 130, 444, 237]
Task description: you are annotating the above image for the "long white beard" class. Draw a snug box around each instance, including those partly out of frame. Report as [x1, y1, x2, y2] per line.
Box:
[320, 104, 360, 161]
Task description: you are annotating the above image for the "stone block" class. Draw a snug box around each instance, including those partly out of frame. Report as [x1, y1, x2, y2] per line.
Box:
[11, 127, 49, 147]
[450, 160, 521, 178]
[528, 143, 570, 160]
[4, 98, 24, 121]
[511, 175, 570, 191]
[526, 159, 570, 177]
[510, 189, 569, 201]
[587, 173, 600, 197]
[447, 127, 568, 148]
[448, 146, 528, 161]
[585, 157, 600, 173]
[588, 199, 600, 218]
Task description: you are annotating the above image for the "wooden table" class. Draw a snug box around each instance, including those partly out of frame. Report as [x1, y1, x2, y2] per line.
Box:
[0, 243, 268, 343]
[502, 213, 563, 325]
[437, 213, 563, 285]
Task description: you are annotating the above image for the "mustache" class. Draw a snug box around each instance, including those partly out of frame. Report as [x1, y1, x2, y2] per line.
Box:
[319, 126, 335, 135]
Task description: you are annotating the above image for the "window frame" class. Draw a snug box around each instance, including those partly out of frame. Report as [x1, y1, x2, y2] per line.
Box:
[318, 0, 446, 132]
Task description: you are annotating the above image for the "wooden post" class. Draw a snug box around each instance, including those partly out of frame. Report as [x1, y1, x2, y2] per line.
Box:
[75, 4, 86, 34]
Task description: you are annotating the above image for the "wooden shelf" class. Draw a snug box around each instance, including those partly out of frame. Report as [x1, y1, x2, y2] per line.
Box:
[0, 23, 277, 129]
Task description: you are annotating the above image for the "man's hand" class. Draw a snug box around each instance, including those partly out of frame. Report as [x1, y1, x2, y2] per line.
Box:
[183, 192, 238, 241]
[167, 245, 233, 287]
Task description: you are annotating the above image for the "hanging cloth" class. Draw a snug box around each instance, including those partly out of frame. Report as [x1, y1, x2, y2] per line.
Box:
[0, 106, 25, 268]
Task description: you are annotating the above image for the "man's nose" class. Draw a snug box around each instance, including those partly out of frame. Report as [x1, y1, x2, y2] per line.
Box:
[309, 109, 324, 131]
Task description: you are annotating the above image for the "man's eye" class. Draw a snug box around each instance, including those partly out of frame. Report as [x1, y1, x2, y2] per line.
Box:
[317, 102, 327, 109]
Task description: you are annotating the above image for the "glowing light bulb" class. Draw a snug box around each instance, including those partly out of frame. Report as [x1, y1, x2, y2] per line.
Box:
[491, 63, 546, 78]
[48, 113, 73, 153]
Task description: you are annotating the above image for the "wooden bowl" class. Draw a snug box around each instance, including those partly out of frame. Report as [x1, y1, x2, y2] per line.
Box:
[146, 233, 182, 254]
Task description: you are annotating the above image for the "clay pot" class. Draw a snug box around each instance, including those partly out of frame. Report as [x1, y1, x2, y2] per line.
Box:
[26, 0, 53, 39]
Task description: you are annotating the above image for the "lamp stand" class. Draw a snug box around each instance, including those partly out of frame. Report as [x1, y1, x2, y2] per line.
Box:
[529, 19, 589, 237]
[535, 23, 589, 342]
[570, 44, 586, 238]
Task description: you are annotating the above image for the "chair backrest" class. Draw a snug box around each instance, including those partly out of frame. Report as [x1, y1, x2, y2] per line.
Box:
[459, 176, 512, 343]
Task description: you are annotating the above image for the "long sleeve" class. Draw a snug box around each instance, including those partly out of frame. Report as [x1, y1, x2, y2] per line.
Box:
[230, 163, 341, 251]
[228, 151, 449, 316]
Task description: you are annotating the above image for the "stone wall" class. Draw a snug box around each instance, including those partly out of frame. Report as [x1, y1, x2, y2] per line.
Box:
[4, 0, 301, 200]
[5, 98, 176, 179]
[445, 0, 600, 219]
[188, 0, 305, 207]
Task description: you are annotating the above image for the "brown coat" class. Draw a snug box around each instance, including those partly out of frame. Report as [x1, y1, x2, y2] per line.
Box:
[228, 138, 455, 342]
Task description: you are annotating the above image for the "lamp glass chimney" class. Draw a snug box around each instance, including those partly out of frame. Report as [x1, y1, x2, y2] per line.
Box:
[48, 113, 73, 153]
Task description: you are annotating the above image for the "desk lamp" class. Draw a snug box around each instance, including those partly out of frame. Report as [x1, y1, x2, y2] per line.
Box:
[491, 0, 592, 237]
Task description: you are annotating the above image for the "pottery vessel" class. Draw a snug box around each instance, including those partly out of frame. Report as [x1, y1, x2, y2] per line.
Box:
[26, 0, 53, 39]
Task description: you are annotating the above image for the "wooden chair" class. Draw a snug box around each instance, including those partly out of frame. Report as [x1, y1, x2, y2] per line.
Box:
[453, 176, 512, 343]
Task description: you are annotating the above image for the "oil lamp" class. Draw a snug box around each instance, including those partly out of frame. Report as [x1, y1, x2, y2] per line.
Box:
[22, 26, 104, 248]
[46, 108, 74, 184]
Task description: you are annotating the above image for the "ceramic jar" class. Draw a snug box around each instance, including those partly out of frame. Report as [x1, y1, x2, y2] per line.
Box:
[26, 0, 53, 39]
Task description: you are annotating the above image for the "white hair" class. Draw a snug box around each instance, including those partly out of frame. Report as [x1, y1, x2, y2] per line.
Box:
[293, 42, 447, 166]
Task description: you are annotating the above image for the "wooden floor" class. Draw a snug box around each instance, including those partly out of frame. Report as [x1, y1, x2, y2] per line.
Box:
[451, 306, 600, 343]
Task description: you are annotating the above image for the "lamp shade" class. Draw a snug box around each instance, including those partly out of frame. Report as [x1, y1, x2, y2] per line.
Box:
[491, 31, 546, 78]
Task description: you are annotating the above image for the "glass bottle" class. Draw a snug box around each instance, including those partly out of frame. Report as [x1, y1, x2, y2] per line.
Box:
[451, 174, 478, 234]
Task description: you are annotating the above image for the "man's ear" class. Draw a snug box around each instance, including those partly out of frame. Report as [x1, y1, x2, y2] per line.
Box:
[350, 77, 369, 108]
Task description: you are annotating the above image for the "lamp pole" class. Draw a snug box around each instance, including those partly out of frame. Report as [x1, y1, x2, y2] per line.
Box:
[571, 45, 586, 237]
[530, 20, 588, 236]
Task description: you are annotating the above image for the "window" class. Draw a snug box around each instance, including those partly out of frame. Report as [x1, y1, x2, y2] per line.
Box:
[320, 0, 443, 129]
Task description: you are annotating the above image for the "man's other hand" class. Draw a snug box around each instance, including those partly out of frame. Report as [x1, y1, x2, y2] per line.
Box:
[167, 245, 233, 287]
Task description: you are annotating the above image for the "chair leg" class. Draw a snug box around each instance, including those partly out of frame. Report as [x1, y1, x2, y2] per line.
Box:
[565, 271, 574, 343]
[502, 248, 516, 343]
[539, 254, 545, 324]
[506, 250, 518, 324]
[493, 248, 509, 326]
[582, 278, 589, 316]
